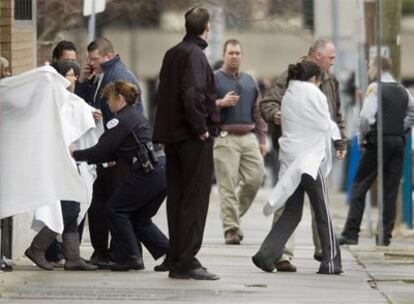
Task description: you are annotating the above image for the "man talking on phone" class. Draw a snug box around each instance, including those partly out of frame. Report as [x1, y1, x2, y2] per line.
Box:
[75, 37, 145, 269]
[213, 39, 268, 245]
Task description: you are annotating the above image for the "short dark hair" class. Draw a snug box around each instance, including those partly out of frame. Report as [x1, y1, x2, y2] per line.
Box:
[223, 39, 241, 54]
[371, 56, 392, 72]
[52, 40, 77, 62]
[52, 60, 80, 78]
[287, 61, 322, 84]
[185, 7, 209, 36]
[87, 37, 114, 56]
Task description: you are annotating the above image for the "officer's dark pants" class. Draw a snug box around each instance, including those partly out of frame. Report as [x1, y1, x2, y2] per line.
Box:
[341, 135, 404, 244]
[164, 138, 214, 273]
[88, 162, 129, 259]
[105, 157, 168, 260]
[254, 171, 342, 273]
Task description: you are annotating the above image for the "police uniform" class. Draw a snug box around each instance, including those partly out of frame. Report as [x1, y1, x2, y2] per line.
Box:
[73, 105, 168, 270]
[340, 73, 414, 246]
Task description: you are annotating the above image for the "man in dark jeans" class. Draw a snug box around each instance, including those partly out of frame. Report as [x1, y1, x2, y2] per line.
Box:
[75, 37, 143, 268]
[153, 7, 220, 280]
[339, 56, 414, 246]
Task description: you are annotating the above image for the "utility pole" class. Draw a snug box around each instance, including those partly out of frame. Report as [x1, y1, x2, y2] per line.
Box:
[380, 0, 411, 231]
[365, 0, 405, 243]
[375, 0, 385, 246]
[378, 0, 404, 245]
[381, 0, 401, 81]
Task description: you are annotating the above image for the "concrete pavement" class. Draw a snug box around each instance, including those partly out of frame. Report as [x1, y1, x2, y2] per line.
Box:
[0, 186, 413, 303]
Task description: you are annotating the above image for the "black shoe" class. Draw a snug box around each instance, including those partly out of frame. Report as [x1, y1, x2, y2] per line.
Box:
[251, 255, 275, 273]
[375, 235, 390, 246]
[89, 256, 115, 270]
[154, 258, 169, 272]
[313, 254, 323, 262]
[111, 257, 144, 272]
[338, 236, 358, 246]
[317, 268, 343, 275]
[169, 267, 219, 280]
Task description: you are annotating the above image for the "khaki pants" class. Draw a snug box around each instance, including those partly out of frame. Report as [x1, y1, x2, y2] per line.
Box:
[274, 199, 322, 263]
[214, 133, 264, 234]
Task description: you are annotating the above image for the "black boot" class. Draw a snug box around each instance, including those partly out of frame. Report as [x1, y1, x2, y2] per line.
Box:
[25, 227, 58, 270]
[63, 233, 97, 271]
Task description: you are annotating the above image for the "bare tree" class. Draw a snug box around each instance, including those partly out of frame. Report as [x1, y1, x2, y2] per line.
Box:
[37, 0, 304, 63]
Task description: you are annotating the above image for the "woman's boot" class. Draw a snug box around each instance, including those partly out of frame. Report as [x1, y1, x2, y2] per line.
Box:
[63, 232, 97, 271]
[25, 226, 58, 270]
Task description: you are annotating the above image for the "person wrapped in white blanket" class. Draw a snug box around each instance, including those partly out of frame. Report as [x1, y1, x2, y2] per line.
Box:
[252, 61, 343, 275]
[25, 61, 101, 271]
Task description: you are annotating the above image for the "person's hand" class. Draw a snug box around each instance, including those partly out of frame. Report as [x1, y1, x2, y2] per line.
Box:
[273, 111, 281, 125]
[92, 109, 102, 123]
[78, 63, 94, 83]
[336, 149, 347, 160]
[68, 144, 75, 157]
[259, 144, 267, 156]
[199, 131, 209, 141]
[219, 91, 240, 107]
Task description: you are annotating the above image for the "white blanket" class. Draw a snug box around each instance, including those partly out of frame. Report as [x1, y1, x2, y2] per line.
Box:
[263, 81, 340, 216]
[0, 66, 102, 232]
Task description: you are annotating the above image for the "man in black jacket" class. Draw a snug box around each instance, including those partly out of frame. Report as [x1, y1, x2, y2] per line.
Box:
[153, 7, 220, 280]
[75, 37, 143, 268]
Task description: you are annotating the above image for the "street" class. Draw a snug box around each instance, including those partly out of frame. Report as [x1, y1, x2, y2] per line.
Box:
[1, 186, 413, 304]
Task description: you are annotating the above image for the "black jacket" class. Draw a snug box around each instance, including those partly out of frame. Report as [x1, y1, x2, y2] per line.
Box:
[153, 34, 219, 143]
[75, 55, 143, 126]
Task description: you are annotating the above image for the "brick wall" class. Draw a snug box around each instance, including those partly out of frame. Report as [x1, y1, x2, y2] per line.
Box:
[0, 0, 36, 75]
[0, 0, 37, 261]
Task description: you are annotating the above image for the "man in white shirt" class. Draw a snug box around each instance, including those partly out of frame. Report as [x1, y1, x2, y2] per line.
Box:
[339, 56, 414, 246]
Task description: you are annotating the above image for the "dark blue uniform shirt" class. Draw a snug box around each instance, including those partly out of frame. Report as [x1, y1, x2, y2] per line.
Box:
[73, 105, 151, 165]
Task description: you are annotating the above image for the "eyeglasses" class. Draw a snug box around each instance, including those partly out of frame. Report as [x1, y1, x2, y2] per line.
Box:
[87, 56, 104, 64]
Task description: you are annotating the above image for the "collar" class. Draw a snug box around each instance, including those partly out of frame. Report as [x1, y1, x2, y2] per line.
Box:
[100, 55, 121, 73]
[381, 73, 396, 83]
[220, 67, 240, 78]
[183, 34, 208, 50]
[114, 104, 130, 115]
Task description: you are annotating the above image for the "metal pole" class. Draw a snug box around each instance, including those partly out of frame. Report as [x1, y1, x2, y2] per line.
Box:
[366, 191, 373, 237]
[88, 0, 96, 43]
[206, 7, 224, 64]
[332, 0, 340, 75]
[375, 0, 385, 246]
[1, 217, 13, 271]
[402, 132, 413, 228]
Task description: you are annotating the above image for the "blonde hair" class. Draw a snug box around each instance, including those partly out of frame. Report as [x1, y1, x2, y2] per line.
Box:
[101, 81, 139, 105]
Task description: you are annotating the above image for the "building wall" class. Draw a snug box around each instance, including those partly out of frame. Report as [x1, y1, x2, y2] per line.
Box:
[0, 0, 37, 260]
[0, 0, 36, 75]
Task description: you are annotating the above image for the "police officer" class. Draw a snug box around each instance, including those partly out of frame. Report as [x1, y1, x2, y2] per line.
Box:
[72, 81, 168, 271]
[339, 56, 414, 246]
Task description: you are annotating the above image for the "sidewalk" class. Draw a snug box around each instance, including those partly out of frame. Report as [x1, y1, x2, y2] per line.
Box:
[331, 189, 414, 304]
[0, 186, 412, 303]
